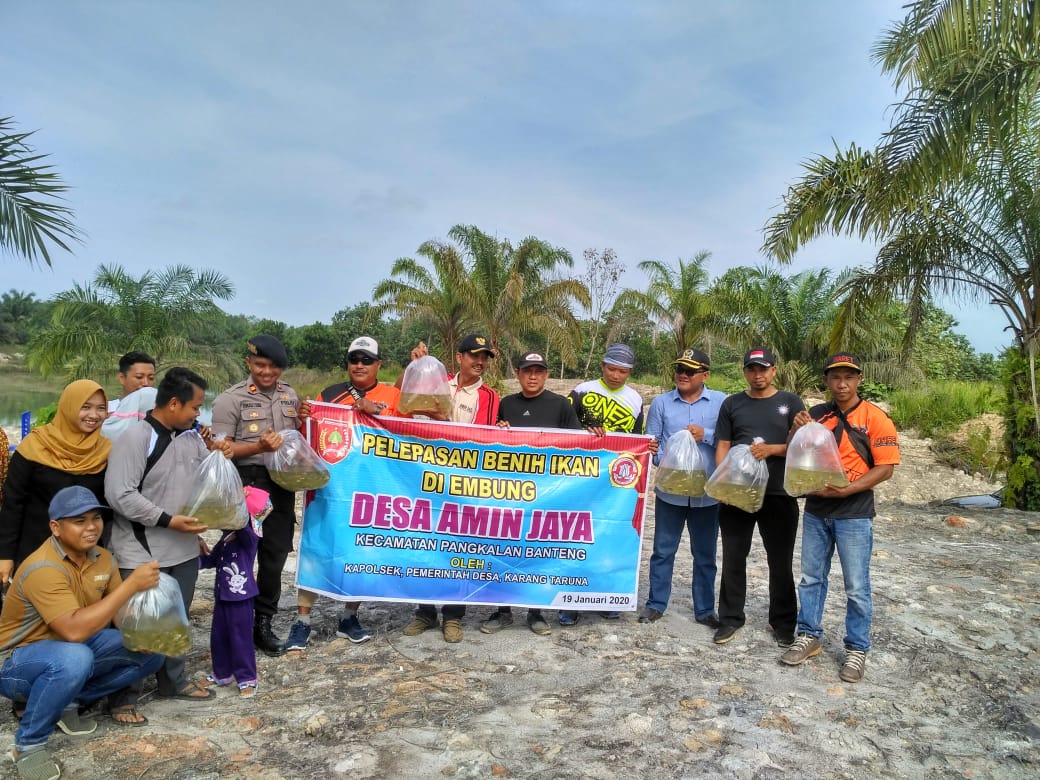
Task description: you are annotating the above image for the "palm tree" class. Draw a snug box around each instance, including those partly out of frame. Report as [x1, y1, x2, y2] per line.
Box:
[762, 0, 1040, 507]
[372, 240, 476, 372]
[0, 117, 82, 266]
[28, 263, 237, 384]
[614, 252, 723, 373]
[447, 225, 589, 374]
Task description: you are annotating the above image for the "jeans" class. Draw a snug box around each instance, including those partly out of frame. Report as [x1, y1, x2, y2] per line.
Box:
[796, 511, 874, 651]
[718, 494, 799, 635]
[0, 628, 164, 751]
[645, 499, 720, 619]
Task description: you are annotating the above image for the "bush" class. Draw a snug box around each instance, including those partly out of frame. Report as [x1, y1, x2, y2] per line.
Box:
[889, 381, 1000, 438]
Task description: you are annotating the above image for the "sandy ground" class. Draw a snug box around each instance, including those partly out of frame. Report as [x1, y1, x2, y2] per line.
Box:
[2, 419, 1037, 779]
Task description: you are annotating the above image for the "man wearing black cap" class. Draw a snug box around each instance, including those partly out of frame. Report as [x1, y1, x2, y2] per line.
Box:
[640, 348, 726, 628]
[480, 350, 582, 636]
[211, 335, 303, 656]
[402, 334, 501, 642]
[780, 353, 899, 683]
[712, 347, 805, 647]
[0, 486, 164, 778]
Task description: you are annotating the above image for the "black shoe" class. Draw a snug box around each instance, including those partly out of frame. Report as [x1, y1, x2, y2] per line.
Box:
[773, 629, 795, 647]
[696, 614, 721, 630]
[638, 608, 663, 623]
[254, 615, 285, 656]
[713, 624, 738, 644]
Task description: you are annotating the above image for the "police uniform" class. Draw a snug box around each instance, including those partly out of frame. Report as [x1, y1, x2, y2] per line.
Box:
[210, 374, 300, 640]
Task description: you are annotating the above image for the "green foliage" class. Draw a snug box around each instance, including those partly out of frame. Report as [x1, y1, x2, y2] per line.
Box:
[0, 117, 82, 266]
[28, 263, 238, 386]
[890, 380, 1000, 438]
[858, 381, 892, 402]
[289, 322, 343, 371]
[1002, 349, 1040, 509]
[0, 290, 48, 344]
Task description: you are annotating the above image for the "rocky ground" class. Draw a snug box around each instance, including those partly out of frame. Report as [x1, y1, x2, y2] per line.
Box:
[2, 407, 1037, 779]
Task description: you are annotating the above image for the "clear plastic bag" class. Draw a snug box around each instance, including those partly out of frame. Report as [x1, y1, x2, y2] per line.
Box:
[101, 387, 157, 441]
[264, 429, 331, 491]
[398, 355, 452, 418]
[705, 437, 769, 512]
[180, 448, 247, 530]
[117, 572, 192, 656]
[783, 421, 850, 495]
[655, 430, 707, 496]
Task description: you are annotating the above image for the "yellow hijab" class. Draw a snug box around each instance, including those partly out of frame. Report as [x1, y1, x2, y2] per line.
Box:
[16, 379, 111, 475]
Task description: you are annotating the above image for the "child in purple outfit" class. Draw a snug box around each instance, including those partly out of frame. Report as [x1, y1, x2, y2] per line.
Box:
[200, 486, 270, 697]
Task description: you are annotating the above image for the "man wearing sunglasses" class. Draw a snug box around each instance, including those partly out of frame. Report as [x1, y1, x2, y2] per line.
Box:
[211, 335, 303, 657]
[639, 349, 725, 628]
[283, 336, 400, 651]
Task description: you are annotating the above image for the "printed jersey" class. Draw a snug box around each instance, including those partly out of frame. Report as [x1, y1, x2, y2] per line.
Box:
[805, 400, 900, 519]
[568, 379, 644, 433]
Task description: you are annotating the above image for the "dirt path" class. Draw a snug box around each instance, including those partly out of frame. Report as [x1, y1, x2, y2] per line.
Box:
[2, 418, 1036, 779]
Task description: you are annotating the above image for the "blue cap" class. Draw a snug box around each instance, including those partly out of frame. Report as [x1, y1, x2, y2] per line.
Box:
[48, 486, 109, 521]
[602, 343, 635, 369]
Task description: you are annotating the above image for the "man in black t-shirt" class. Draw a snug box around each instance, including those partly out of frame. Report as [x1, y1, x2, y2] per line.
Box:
[712, 348, 805, 647]
[480, 350, 582, 637]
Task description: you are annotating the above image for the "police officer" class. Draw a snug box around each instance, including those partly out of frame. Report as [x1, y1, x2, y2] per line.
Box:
[211, 335, 301, 656]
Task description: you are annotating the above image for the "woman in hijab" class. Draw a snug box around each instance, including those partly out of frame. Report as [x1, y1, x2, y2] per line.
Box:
[0, 380, 110, 588]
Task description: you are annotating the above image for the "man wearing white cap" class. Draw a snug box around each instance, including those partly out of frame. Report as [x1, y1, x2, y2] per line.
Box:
[559, 343, 646, 625]
[285, 336, 400, 651]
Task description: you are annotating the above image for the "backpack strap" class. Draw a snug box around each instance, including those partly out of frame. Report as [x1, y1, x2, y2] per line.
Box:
[829, 401, 875, 470]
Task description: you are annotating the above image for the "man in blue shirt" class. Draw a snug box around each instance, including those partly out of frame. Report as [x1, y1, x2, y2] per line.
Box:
[640, 349, 726, 627]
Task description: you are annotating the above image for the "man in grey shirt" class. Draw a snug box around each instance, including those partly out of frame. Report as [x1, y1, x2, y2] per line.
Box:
[105, 367, 232, 701]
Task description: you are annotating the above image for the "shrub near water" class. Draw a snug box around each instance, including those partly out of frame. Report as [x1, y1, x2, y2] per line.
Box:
[889, 380, 999, 438]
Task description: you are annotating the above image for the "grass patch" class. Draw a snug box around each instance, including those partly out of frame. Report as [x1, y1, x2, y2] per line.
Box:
[889, 380, 1001, 438]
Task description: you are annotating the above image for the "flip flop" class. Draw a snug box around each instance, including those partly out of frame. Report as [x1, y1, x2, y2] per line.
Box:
[166, 680, 215, 700]
[110, 703, 148, 727]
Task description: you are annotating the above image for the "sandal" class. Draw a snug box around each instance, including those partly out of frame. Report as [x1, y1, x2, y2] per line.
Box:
[110, 703, 148, 727]
[163, 680, 216, 700]
[238, 681, 258, 698]
[205, 674, 233, 687]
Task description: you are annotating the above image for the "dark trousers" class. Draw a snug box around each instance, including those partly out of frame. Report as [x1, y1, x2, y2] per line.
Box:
[417, 604, 466, 621]
[717, 494, 799, 636]
[211, 598, 257, 684]
[238, 465, 296, 619]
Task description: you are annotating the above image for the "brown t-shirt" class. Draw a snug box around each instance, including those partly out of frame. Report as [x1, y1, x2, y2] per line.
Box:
[0, 537, 121, 655]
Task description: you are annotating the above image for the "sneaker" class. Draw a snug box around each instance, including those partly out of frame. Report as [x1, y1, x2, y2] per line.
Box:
[336, 614, 372, 643]
[403, 614, 438, 636]
[558, 611, 580, 626]
[840, 649, 867, 683]
[780, 635, 822, 665]
[479, 610, 514, 634]
[442, 619, 463, 643]
[57, 704, 97, 735]
[638, 608, 663, 623]
[695, 614, 721, 629]
[526, 612, 552, 636]
[11, 748, 60, 780]
[283, 619, 312, 651]
[713, 624, 739, 644]
[600, 611, 621, 620]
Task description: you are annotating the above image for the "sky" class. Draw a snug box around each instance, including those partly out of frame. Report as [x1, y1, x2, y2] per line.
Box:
[0, 0, 1012, 356]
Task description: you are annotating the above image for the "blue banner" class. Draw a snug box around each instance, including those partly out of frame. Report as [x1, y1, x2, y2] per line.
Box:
[298, 402, 652, 610]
